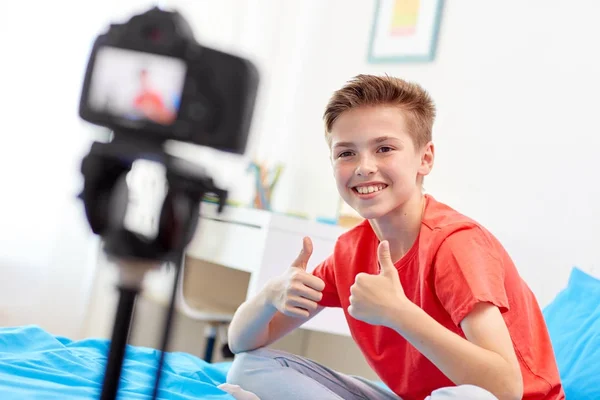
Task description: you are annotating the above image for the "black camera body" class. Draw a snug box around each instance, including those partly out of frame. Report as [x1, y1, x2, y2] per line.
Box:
[79, 6, 259, 154]
[78, 6, 260, 263]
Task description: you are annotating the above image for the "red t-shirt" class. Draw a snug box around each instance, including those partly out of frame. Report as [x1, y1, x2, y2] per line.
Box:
[312, 194, 564, 400]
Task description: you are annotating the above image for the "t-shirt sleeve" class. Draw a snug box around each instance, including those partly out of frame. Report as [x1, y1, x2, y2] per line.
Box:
[433, 226, 510, 326]
[311, 253, 341, 308]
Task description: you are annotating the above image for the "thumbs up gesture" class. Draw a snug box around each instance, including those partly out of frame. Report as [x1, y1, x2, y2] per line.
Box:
[348, 241, 409, 327]
[268, 237, 326, 318]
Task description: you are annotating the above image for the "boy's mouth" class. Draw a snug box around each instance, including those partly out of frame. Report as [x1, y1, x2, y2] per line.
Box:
[352, 184, 388, 196]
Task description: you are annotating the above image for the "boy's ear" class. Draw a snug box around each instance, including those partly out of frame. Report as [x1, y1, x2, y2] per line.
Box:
[418, 141, 435, 176]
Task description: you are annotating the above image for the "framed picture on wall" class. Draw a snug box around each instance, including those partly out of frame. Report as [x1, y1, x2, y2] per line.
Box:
[368, 0, 444, 63]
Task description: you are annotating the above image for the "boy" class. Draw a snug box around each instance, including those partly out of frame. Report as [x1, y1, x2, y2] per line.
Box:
[222, 75, 564, 400]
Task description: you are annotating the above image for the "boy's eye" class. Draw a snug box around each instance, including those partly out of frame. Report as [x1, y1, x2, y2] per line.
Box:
[377, 146, 393, 153]
[338, 151, 353, 158]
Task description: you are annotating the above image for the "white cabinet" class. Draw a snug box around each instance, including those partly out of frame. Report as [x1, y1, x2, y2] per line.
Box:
[185, 203, 272, 274]
[143, 202, 352, 337]
[246, 212, 350, 336]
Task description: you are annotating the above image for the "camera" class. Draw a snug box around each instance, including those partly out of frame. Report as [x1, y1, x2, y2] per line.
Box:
[76, 7, 260, 400]
[79, 6, 259, 154]
[78, 6, 260, 261]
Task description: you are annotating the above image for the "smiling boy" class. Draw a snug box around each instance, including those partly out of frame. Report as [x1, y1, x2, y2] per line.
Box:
[223, 75, 565, 400]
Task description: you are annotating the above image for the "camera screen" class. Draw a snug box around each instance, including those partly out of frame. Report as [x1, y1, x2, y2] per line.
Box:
[87, 46, 187, 125]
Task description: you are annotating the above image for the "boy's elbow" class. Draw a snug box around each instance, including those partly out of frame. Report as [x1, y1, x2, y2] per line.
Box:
[226, 324, 270, 355]
[228, 341, 263, 355]
[227, 340, 241, 355]
[500, 389, 523, 400]
[507, 364, 524, 400]
[494, 372, 523, 400]
[226, 332, 252, 355]
[225, 326, 246, 355]
[227, 338, 252, 355]
[502, 387, 523, 400]
[508, 379, 524, 400]
[487, 384, 522, 400]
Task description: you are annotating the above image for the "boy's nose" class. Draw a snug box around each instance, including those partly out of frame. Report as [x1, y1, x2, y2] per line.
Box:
[355, 157, 377, 176]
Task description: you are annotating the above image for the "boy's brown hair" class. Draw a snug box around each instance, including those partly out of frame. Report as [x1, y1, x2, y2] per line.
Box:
[323, 74, 436, 149]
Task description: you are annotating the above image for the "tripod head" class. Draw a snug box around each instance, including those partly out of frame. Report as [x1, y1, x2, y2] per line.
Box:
[79, 135, 227, 264]
[76, 6, 259, 399]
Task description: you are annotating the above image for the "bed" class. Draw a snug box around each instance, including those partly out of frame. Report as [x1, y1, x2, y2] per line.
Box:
[1, 266, 598, 399]
[0, 324, 235, 399]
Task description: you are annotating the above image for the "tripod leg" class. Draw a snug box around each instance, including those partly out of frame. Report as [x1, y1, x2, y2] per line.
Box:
[151, 257, 184, 400]
[100, 286, 138, 400]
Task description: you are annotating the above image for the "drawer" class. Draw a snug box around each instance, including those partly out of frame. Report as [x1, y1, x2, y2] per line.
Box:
[185, 216, 268, 274]
[245, 226, 339, 298]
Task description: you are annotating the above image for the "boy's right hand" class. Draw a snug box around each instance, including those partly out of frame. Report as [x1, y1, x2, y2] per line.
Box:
[267, 237, 325, 318]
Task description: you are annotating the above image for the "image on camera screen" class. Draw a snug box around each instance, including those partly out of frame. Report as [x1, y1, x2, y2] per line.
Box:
[87, 46, 187, 125]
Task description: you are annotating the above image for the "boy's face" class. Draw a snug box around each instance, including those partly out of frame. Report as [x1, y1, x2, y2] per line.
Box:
[329, 105, 433, 220]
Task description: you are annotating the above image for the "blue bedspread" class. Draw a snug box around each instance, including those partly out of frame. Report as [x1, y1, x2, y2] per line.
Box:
[0, 325, 235, 399]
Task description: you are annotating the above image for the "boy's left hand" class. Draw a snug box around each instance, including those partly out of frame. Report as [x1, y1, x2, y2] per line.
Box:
[348, 240, 410, 327]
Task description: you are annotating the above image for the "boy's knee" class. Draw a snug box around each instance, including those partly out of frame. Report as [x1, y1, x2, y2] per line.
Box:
[226, 347, 278, 387]
[226, 351, 253, 385]
[428, 385, 498, 400]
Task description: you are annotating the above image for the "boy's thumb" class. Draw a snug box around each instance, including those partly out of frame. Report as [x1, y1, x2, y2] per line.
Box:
[291, 236, 313, 270]
[378, 240, 395, 276]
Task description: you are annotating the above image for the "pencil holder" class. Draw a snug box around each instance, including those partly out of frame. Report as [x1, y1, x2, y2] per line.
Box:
[247, 161, 284, 211]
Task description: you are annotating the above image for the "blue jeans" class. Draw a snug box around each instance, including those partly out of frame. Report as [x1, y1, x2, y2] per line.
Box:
[226, 347, 498, 400]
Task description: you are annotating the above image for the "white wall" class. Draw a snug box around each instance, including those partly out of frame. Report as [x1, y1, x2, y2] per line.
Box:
[0, 0, 197, 337]
[250, 0, 600, 307]
[0, 1, 104, 336]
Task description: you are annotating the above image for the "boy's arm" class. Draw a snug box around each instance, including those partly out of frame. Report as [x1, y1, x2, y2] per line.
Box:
[227, 286, 324, 354]
[348, 240, 522, 400]
[388, 301, 523, 400]
[228, 237, 326, 354]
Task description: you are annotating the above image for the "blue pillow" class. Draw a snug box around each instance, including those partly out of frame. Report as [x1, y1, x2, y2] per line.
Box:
[542, 267, 600, 400]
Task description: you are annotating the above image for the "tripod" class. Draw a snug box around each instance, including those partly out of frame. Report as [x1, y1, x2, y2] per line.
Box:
[79, 139, 228, 400]
[100, 257, 182, 400]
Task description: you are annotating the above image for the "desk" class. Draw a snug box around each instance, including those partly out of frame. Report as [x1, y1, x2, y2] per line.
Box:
[143, 202, 352, 337]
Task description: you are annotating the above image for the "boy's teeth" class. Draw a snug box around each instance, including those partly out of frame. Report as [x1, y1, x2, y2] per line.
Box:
[356, 185, 385, 194]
